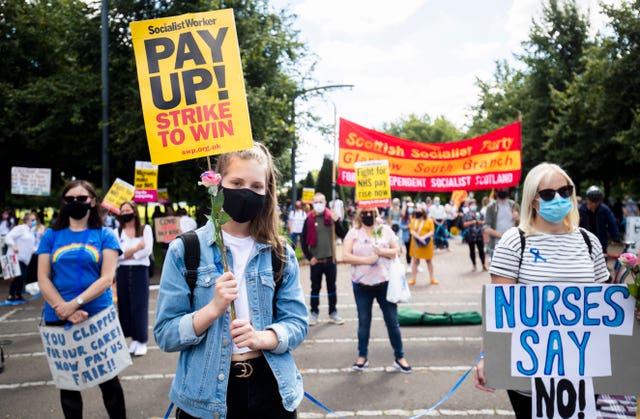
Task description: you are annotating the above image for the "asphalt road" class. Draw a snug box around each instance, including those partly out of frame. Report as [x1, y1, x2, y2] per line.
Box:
[0, 239, 528, 418]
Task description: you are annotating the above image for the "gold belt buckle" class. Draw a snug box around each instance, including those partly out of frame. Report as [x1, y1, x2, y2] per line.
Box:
[233, 361, 253, 378]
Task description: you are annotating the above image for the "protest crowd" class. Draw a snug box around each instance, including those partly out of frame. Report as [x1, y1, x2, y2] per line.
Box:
[3, 4, 640, 418]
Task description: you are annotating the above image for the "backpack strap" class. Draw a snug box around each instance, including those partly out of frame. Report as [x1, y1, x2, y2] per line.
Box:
[518, 228, 526, 274]
[578, 227, 593, 257]
[178, 231, 200, 305]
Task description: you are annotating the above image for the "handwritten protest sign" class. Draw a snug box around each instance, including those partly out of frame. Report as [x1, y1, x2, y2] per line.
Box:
[101, 178, 135, 215]
[130, 9, 253, 165]
[1, 254, 21, 280]
[624, 216, 640, 253]
[154, 216, 181, 243]
[483, 284, 639, 418]
[134, 161, 159, 203]
[11, 167, 51, 196]
[355, 160, 391, 208]
[39, 305, 132, 390]
[338, 119, 521, 192]
[301, 188, 315, 204]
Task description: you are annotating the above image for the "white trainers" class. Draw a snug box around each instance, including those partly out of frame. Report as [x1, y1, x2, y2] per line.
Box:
[129, 340, 139, 354]
[309, 312, 318, 326]
[329, 312, 345, 325]
[134, 343, 147, 357]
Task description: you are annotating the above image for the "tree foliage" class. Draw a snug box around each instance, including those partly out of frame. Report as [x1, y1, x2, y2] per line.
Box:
[0, 0, 313, 208]
[469, 0, 640, 197]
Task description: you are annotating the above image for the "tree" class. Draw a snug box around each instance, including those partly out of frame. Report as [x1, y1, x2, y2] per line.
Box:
[548, 0, 640, 196]
[315, 156, 333, 200]
[469, 0, 591, 177]
[0, 0, 314, 208]
[0, 0, 103, 206]
[382, 114, 464, 143]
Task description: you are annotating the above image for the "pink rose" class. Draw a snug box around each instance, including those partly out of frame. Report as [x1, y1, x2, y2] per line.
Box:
[200, 171, 221, 188]
[619, 252, 638, 267]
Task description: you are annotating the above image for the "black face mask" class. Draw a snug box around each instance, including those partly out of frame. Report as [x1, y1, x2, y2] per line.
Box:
[415, 212, 424, 218]
[222, 187, 266, 223]
[120, 213, 135, 223]
[361, 214, 375, 227]
[497, 191, 509, 199]
[64, 202, 91, 220]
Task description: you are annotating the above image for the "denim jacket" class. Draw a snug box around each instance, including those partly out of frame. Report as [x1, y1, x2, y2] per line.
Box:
[154, 222, 308, 419]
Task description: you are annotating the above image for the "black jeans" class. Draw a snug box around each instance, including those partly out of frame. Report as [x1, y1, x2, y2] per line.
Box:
[467, 239, 485, 267]
[116, 265, 150, 343]
[60, 376, 126, 419]
[175, 356, 296, 419]
[309, 261, 337, 314]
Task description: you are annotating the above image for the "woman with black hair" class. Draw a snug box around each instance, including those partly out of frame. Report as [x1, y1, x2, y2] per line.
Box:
[37, 179, 126, 418]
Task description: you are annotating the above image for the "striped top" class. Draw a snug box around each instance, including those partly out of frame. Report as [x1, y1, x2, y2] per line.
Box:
[489, 227, 609, 284]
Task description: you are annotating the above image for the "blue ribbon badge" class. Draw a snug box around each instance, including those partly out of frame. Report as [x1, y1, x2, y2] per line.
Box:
[529, 247, 547, 263]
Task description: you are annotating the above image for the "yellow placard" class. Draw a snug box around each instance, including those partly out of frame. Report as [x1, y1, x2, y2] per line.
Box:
[355, 160, 391, 208]
[301, 188, 315, 204]
[101, 178, 135, 215]
[130, 9, 253, 165]
[134, 161, 159, 202]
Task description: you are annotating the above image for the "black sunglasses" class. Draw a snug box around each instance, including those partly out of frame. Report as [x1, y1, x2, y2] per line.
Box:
[63, 195, 90, 204]
[537, 185, 574, 202]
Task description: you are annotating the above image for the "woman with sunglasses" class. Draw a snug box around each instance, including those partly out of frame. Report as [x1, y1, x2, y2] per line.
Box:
[342, 207, 412, 373]
[116, 200, 154, 357]
[37, 180, 126, 418]
[474, 163, 608, 418]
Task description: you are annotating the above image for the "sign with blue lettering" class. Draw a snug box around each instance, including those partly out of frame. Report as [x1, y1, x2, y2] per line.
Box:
[39, 306, 132, 390]
[483, 284, 639, 418]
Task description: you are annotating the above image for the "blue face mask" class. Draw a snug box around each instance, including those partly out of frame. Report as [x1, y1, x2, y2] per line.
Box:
[470, 205, 478, 212]
[30, 220, 37, 228]
[407, 208, 414, 214]
[537, 194, 573, 223]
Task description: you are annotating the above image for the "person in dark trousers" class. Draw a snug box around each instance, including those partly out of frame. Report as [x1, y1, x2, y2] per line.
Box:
[301, 192, 347, 326]
[578, 185, 620, 254]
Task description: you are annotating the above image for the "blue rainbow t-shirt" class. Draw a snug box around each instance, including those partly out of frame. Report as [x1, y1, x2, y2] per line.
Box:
[37, 227, 122, 322]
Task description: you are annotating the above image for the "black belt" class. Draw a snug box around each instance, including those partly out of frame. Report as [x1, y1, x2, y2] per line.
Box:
[230, 356, 264, 379]
[315, 257, 333, 263]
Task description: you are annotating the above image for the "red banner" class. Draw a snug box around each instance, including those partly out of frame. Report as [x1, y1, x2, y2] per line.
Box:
[337, 119, 522, 192]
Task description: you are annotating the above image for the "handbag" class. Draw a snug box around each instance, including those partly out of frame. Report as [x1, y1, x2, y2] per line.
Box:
[386, 256, 411, 303]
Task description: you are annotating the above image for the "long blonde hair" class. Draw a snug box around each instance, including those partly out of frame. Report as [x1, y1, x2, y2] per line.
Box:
[519, 162, 579, 235]
[215, 142, 285, 262]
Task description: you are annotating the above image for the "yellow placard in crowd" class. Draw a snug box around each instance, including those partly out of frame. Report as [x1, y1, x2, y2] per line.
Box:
[301, 188, 315, 204]
[134, 161, 159, 202]
[101, 178, 135, 215]
[355, 160, 391, 208]
[130, 9, 253, 165]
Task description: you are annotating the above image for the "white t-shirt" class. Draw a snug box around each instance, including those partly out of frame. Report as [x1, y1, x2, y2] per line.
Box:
[117, 225, 153, 266]
[429, 205, 446, 220]
[222, 231, 256, 354]
[489, 227, 609, 284]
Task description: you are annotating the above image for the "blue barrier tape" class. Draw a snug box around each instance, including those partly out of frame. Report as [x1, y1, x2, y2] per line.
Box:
[160, 352, 484, 419]
[408, 351, 485, 419]
[0, 292, 41, 307]
[163, 401, 174, 419]
[306, 292, 337, 299]
[304, 391, 345, 418]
